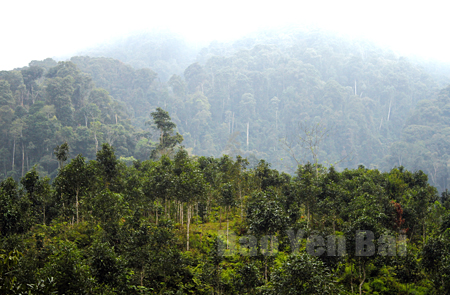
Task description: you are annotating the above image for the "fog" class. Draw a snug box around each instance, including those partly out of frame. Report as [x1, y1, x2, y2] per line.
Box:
[1, 0, 449, 70]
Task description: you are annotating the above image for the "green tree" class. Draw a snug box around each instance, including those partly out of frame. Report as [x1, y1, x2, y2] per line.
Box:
[0, 178, 20, 236]
[148, 107, 183, 159]
[53, 142, 69, 169]
[270, 253, 341, 294]
[96, 143, 120, 186]
[45, 76, 75, 126]
[172, 149, 206, 250]
[53, 154, 93, 223]
[20, 166, 51, 224]
[246, 192, 289, 281]
[0, 80, 14, 106]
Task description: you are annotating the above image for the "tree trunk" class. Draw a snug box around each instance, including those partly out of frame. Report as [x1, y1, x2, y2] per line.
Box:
[21, 141, 24, 177]
[196, 202, 199, 230]
[200, 208, 203, 243]
[265, 256, 268, 282]
[359, 260, 365, 295]
[94, 130, 99, 153]
[167, 200, 170, 219]
[307, 203, 310, 229]
[12, 138, 15, 170]
[76, 189, 79, 224]
[187, 204, 190, 251]
[350, 262, 354, 293]
[239, 183, 243, 219]
[226, 207, 229, 249]
[164, 197, 167, 217]
[423, 221, 426, 243]
[219, 206, 222, 229]
[140, 269, 144, 287]
[387, 98, 392, 121]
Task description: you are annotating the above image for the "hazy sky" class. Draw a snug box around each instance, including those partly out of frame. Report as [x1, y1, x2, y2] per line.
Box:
[1, 0, 449, 70]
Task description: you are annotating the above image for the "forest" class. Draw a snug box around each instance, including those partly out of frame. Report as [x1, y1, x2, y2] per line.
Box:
[1, 28, 450, 294]
[1, 113, 449, 293]
[2, 29, 450, 191]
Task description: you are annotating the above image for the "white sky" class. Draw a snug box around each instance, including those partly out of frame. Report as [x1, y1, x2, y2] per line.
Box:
[1, 0, 449, 70]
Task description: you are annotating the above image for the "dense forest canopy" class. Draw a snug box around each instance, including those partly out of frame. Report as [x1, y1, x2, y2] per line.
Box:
[1, 139, 450, 293]
[2, 29, 450, 192]
[2, 27, 450, 294]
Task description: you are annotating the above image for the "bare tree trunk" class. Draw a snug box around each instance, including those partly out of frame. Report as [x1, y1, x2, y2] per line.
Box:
[226, 207, 229, 249]
[196, 202, 199, 240]
[21, 142, 24, 177]
[94, 132, 98, 152]
[423, 221, 426, 243]
[307, 203, 310, 229]
[187, 204, 190, 251]
[167, 199, 170, 219]
[359, 260, 366, 295]
[164, 197, 167, 217]
[387, 98, 392, 121]
[239, 184, 243, 219]
[76, 189, 79, 224]
[12, 138, 15, 170]
[219, 206, 222, 229]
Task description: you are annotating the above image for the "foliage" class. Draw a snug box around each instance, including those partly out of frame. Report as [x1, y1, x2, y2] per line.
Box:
[2, 28, 450, 294]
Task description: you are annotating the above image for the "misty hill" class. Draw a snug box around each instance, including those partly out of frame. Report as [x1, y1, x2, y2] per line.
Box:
[77, 31, 199, 82]
[2, 28, 450, 192]
[75, 30, 443, 172]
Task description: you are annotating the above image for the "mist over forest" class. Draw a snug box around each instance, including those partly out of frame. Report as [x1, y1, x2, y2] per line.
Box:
[2, 26, 450, 294]
[4, 27, 450, 189]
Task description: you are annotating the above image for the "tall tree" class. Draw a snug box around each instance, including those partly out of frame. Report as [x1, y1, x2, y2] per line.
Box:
[53, 142, 69, 169]
[148, 107, 183, 159]
[53, 154, 93, 223]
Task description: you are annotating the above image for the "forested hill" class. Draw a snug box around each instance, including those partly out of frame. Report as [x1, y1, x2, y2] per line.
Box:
[77, 29, 450, 190]
[1, 29, 450, 191]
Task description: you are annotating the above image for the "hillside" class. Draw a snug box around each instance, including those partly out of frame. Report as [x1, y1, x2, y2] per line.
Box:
[1, 28, 450, 191]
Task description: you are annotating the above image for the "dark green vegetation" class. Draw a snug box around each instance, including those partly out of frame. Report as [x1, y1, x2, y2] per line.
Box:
[1, 136, 450, 294]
